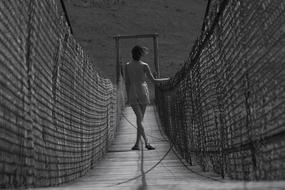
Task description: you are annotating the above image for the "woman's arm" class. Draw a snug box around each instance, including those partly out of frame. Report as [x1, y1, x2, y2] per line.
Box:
[144, 64, 170, 85]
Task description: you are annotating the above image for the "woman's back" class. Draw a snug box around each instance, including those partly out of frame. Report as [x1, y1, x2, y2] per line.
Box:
[125, 60, 150, 105]
[126, 61, 147, 85]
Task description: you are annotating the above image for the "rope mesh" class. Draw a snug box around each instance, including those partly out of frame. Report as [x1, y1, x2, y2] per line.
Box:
[0, 0, 124, 188]
[156, 0, 285, 180]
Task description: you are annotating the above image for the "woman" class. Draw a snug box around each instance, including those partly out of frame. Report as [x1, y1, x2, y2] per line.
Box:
[125, 45, 169, 150]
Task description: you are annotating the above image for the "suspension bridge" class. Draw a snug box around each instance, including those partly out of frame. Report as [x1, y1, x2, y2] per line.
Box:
[1, 0, 285, 189]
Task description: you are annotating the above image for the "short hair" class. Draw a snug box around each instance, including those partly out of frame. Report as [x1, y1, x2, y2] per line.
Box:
[132, 45, 147, 61]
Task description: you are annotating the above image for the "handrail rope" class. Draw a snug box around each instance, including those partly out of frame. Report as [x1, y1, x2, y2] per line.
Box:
[108, 106, 223, 187]
[107, 144, 174, 187]
[106, 109, 174, 187]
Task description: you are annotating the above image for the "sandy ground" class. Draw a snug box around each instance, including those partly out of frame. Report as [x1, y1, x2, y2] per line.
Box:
[58, 0, 206, 82]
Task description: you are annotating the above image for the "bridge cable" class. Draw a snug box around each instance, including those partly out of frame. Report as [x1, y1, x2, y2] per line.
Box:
[106, 144, 173, 187]
[105, 111, 174, 187]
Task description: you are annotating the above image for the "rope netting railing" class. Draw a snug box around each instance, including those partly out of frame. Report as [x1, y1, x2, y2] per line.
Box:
[156, 0, 285, 180]
[0, 0, 124, 188]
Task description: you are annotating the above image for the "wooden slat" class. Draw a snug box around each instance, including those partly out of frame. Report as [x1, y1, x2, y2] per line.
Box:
[33, 106, 285, 190]
[113, 33, 158, 39]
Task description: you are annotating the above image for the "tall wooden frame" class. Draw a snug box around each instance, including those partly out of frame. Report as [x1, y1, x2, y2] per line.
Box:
[113, 33, 160, 84]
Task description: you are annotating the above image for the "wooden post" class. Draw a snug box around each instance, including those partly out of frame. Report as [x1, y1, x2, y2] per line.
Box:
[153, 35, 160, 78]
[115, 37, 120, 84]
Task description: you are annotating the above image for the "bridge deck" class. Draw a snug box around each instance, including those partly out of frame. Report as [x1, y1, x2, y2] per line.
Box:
[34, 106, 285, 190]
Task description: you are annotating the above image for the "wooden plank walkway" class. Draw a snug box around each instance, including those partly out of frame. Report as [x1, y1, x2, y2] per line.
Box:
[34, 106, 285, 190]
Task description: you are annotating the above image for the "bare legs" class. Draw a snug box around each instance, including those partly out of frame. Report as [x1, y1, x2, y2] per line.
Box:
[140, 103, 147, 120]
[131, 104, 148, 147]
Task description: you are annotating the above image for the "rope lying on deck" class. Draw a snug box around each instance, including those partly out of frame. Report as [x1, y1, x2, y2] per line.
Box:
[156, 0, 285, 180]
[108, 107, 222, 187]
[0, 1, 124, 188]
